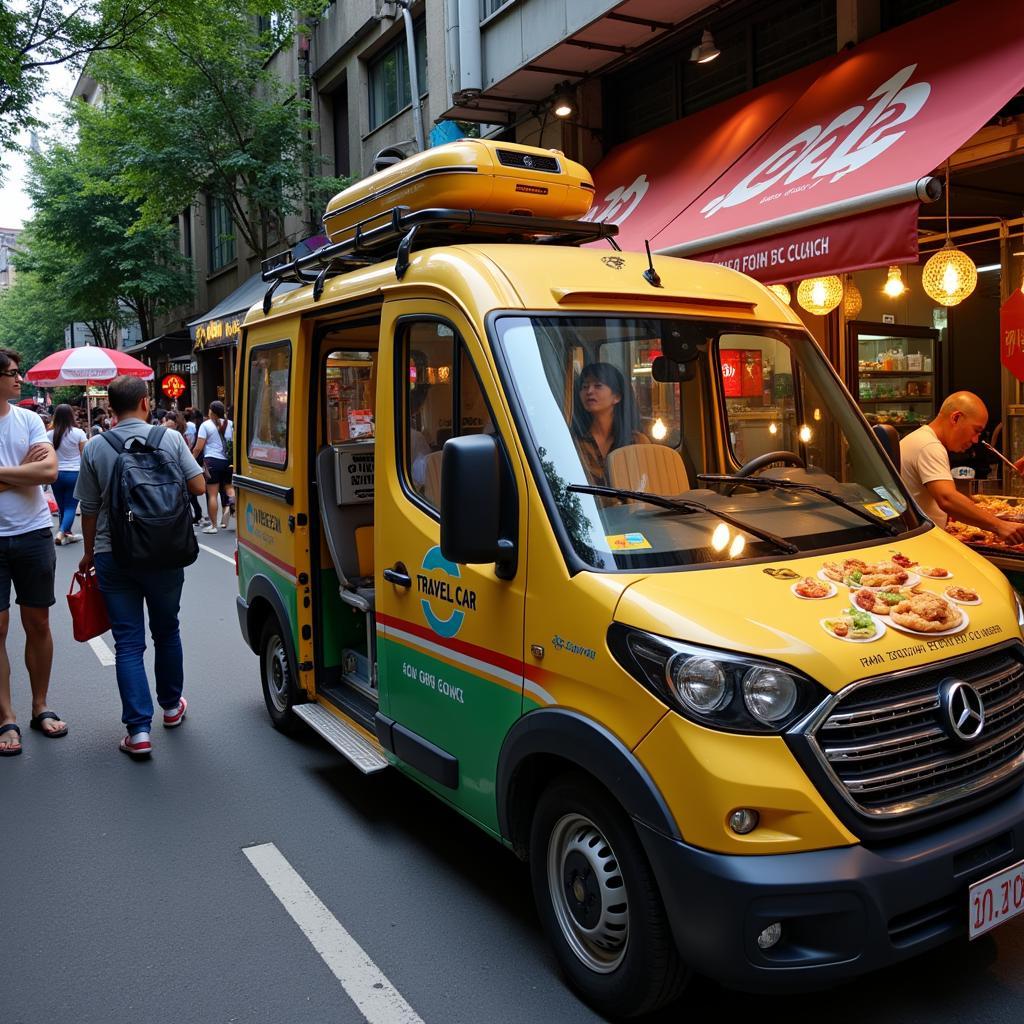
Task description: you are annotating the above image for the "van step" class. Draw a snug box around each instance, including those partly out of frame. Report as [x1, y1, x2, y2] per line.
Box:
[293, 703, 389, 774]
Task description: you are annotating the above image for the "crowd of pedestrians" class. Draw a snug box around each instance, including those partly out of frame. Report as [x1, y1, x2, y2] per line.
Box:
[0, 359, 233, 759]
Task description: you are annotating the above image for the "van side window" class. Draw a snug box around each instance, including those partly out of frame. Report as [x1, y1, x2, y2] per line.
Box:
[402, 321, 494, 510]
[247, 341, 291, 467]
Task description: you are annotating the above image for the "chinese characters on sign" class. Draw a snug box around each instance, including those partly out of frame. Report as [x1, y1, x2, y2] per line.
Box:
[1000, 290, 1024, 383]
[194, 317, 242, 350]
[161, 374, 186, 400]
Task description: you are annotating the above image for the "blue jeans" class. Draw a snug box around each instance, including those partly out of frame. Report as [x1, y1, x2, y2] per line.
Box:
[94, 552, 185, 735]
[52, 470, 80, 534]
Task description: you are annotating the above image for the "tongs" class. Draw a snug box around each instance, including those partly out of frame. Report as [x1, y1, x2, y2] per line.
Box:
[981, 440, 1024, 480]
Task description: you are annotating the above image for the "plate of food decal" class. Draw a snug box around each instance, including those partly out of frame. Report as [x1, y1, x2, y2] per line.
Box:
[791, 577, 837, 600]
[820, 608, 886, 643]
[820, 558, 919, 589]
[849, 587, 916, 616]
[890, 551, 918, 569]
[916, 565, 953, 580]
[943, 584, 981, 606]
[885, 592, 968, 636]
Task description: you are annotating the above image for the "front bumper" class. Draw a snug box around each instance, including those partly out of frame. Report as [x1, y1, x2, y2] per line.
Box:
[637, 784, 1024, 991]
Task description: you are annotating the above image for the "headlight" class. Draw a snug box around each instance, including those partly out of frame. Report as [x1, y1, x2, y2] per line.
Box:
[612, 624, 826, 734]
[667, 655, 732, 713]
[1014, 591, 1024, 633]
[743, 666, 798, 724]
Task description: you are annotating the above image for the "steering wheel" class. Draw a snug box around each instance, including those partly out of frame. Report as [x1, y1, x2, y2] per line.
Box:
[734, 450, 806, 478]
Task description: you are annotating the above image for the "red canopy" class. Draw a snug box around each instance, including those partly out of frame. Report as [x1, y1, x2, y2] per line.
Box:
[587, 0, 1024, 283]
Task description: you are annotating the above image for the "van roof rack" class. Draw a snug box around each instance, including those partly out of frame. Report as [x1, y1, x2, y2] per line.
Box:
[260, 205, 620, 313]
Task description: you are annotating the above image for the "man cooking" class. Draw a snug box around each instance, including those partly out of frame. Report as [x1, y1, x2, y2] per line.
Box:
[900, 391, 1024, 545]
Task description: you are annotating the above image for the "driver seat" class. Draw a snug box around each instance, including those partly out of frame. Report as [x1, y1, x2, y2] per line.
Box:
[607, 444, 690, 496]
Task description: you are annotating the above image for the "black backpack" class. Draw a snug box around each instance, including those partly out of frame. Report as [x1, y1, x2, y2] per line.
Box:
[101, 426, 199, 569]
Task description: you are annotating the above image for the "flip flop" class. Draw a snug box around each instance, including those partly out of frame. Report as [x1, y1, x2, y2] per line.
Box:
[29, 711, 68, 738]
[0, 722, 22, 756]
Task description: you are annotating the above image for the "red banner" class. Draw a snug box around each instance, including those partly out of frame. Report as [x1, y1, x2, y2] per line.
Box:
[1000, 290, 1024, 383]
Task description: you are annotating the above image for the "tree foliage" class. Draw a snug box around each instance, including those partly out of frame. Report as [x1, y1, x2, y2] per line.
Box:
[15, 140, 193, 343]
[0, 270, 69, 366]
[0, 0, 162, 178]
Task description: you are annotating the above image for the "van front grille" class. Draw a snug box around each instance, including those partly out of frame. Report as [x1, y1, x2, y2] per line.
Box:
[497, 149, 561, 173]
[810, 646, 1024, 817]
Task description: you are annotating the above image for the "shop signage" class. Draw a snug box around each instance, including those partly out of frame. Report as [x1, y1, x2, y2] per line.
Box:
[719, 350, 763, 398]
[999, 290, 1024, 384]
[194, 316, 242, 350]
[161, 374, 187, 399]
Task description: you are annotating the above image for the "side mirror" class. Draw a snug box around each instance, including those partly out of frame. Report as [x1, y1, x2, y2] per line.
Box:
[440, 434, 516, 575]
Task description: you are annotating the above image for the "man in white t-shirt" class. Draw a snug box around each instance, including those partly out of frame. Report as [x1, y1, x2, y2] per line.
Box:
[0, 349, 61, 757]
[900, 391, 1024, 544]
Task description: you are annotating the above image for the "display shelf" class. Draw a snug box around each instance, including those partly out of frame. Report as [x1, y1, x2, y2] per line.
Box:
[858, 397, 933, 404]
[857, 370, 933, 377]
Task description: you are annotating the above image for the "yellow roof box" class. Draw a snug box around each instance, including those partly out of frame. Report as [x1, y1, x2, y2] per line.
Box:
[322, 140, 596, 245]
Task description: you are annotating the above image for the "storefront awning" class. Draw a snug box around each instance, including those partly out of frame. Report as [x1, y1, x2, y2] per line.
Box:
[588, 0, 1024, 283]
[188, 272, 299, 350]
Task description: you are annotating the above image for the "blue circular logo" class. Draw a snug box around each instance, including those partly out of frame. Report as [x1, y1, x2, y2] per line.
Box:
[420, 546, 465, 638]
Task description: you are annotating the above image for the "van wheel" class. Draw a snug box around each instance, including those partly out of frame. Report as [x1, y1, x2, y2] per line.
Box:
[529, 774, 687, 1019]
[260, 619, 304, 734]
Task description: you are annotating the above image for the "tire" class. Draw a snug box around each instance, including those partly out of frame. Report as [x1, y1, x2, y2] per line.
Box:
[259, 618, 304, 735]
[529, 773, 688, 1020]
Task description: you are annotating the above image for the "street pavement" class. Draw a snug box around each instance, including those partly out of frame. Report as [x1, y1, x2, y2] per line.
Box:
[3, 524, 1024, 1023]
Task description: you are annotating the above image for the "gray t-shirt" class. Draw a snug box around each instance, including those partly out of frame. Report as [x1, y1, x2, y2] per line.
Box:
[75, 419, 203, 554]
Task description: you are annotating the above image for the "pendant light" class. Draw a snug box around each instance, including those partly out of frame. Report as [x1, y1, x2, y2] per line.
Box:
[767, 284, 791, 305]
[883, 265, 906, 298]
[797, 276, 843, 315]
[843, 275, 863, 319]
[922, 164, 977, 307]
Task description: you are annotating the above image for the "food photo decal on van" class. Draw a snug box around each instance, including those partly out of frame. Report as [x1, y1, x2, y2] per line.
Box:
[417, 546, 477, 638]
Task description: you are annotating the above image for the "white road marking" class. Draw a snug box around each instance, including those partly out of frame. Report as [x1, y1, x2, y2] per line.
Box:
[199, 543, 235, 565]
[244, 843, 424, 1024]
[88, 636, 115, 666]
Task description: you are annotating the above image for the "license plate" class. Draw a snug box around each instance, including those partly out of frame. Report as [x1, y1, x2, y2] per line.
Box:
[969, 858, 1024, 939]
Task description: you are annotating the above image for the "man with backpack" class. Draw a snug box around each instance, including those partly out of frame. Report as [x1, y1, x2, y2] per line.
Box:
[75, 376, 206, 760]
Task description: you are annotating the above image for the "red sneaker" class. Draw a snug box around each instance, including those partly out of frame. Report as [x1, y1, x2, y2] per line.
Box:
[162, 697, 188, 729]
[120, 733, 152, 760]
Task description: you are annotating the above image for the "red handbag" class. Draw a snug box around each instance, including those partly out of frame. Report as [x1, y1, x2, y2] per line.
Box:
[67, 570, 111, 642]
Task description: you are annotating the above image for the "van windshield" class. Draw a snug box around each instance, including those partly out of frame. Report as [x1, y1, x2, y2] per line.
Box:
[493, 315, 920, 571]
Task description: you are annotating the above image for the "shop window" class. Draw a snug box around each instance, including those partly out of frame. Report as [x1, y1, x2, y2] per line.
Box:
[247, 342, 291, 467]
[208, 195, 235, 272]
[368, 20, 427, 130]
[401, 320, 494, 511]
[325, 349, 376, 444]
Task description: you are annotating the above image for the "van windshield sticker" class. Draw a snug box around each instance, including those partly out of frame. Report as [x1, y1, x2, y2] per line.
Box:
[605, 532, 652, 551]
[864, 501, 899, 520]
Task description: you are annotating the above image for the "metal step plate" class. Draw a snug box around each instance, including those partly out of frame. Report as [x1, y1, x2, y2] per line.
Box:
[293, 703, 389, 774]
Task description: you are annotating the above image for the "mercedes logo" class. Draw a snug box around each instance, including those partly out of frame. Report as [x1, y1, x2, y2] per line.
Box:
[940, 679, 986, 742]
[523, 155, 534, 168]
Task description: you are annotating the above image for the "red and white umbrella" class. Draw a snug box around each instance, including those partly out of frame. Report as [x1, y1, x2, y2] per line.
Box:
[25, 345, 155, 387]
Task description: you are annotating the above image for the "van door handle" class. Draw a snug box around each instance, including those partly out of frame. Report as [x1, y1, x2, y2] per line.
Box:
[383, 564, 412, 588]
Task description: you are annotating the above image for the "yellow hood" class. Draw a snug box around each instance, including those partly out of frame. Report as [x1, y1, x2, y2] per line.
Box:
[613, 529, 1020, 693]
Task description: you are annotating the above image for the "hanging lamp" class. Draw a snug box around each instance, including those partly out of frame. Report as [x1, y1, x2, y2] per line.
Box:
[883, 265, 906, 298]
[843, 275, 863, 319]
[767, 284, 791, 305]
[922, 163, 977, 307]
[796, 276, 843, 315]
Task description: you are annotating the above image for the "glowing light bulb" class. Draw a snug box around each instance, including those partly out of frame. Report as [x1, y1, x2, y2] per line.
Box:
[652, 417, 667, 440]
[813, 408, 822, 421]
[941, 262, 960, 296]
[729, 534, 746, 559]
[768, 422, 778, 435]
[711, 523, 730, 552]
[811, 281, 826, 306]
[799, 425, 812, 443]
[883, 265, 906, 298]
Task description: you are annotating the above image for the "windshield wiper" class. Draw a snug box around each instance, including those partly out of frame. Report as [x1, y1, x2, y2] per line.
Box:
[697, 474, 902, 537]
[566, 483, 799, 555]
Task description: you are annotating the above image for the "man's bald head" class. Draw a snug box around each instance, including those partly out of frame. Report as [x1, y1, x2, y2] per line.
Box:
[933, 391, 988, 453]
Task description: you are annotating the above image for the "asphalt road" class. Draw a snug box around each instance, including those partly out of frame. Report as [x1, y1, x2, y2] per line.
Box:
[3, 525, 1024, 1023]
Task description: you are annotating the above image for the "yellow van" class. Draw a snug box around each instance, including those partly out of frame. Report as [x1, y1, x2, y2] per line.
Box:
[235, 140, 1024, 1017]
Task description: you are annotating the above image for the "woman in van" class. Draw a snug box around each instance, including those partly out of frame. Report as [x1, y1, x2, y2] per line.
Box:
[571, 362, 649, 486]
[192, 400, 234, 533]
[48, 403, 87, 545]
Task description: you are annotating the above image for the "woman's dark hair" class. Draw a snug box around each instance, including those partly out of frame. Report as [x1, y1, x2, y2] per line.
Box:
[209, 400, 227, 435]
[52, 403, 75, 452]
[169, 412, 187, 435]
[571, 361, 638, 451]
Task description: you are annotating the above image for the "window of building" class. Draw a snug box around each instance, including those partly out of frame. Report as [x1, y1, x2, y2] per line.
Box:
[332, 81, 350, 178]
[208, 195, 235, 272]
[247, 342, 291, 467]
[401, 320, 494, 511]
[368, 20, 427, 131]
[180, 208, 192, 259]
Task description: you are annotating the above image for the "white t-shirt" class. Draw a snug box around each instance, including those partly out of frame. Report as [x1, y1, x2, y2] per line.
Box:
[198, 418, 233, 461]
[0, 405, 53, 536]
[900, 424, 951, 526]
[184, 421, 196, 444]
[47, 426, 87, 471]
